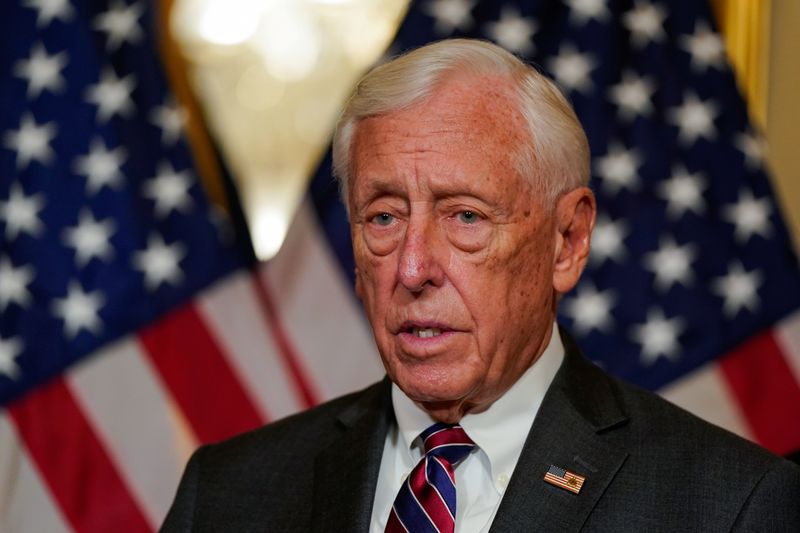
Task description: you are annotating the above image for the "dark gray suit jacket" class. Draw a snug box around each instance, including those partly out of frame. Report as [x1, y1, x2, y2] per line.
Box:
[161, 336, 800, 532]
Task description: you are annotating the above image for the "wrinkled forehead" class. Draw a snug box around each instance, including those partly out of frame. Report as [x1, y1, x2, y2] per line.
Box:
[346, 76, 541, 218]
[393, 72, 525, 139]
[350, 73, 529, 172]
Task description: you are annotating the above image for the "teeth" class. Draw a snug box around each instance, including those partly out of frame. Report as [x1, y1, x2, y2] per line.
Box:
[412, 327, 442, 338]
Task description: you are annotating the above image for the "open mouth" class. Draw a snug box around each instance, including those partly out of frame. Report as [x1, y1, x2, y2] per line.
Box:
[398, 321, 455, 339]
[409, 327, 442, 338]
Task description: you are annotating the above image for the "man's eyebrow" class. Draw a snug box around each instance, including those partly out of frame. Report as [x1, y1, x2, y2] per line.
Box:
[356, 174, 502, 199]
[354, 177, 407, 205]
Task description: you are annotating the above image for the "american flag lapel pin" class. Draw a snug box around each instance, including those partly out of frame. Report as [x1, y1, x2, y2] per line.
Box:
[543, 465, 586, 494]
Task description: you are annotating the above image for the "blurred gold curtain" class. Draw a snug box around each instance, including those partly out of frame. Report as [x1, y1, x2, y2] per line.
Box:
[710, 0, 771, 128]
[155, 0, 230, 211]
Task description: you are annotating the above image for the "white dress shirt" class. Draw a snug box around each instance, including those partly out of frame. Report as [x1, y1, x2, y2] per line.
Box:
[369, 325, 565, 533]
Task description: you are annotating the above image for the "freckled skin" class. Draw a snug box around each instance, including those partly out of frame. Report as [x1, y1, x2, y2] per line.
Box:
[349, 73, 595, 423]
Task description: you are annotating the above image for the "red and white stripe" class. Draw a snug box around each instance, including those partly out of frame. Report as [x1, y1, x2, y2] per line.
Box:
[659, 309, 800, 456]
[425, 457, 455, 520]
[409, 460, 449, 530]
[1, 202, 798, 531]
[0, 203, 383, 532]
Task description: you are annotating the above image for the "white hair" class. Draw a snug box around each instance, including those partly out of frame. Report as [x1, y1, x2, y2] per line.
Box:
[332, 38, 590, 210]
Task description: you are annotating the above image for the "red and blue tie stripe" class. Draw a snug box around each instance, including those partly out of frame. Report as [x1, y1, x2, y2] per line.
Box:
[386, 423, 476, 533]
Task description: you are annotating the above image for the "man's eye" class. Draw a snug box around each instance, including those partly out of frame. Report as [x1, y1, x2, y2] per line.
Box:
[372, 213, 395, 226]
[457, 211, 480, 224]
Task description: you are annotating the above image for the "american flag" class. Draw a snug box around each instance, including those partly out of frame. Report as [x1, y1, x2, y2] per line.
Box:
[0, 0, 382, 530]
[1, 1, 799, 532]
[543, 465, 586, 494]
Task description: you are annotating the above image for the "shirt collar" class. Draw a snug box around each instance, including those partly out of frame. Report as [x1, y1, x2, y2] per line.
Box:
[391, 324, 565, 479]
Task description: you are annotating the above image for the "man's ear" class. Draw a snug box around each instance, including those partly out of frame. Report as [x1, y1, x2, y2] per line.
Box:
[552, 187, 596, 294]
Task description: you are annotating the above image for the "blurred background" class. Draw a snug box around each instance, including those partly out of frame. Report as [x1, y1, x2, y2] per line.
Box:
[168, 0, 800, 260]
[1, 1, 798, 531]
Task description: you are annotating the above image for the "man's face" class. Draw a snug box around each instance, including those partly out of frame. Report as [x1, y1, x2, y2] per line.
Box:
[349, 74, 591, 422]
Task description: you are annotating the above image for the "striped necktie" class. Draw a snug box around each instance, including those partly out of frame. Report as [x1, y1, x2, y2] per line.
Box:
[385, 423, 476, 533]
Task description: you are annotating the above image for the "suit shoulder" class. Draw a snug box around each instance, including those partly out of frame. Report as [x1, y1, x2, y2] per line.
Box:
[196, 380, 388, 471]
[607, 371, 797, 476]
[163, 380, 390, 529]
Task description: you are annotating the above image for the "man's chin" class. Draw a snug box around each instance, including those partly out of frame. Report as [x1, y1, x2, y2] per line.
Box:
[395, 377, 480, 421]
[415, 397, 476, 424]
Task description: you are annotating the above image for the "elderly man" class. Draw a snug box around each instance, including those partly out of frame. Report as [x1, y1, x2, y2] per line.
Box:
[162, 39, 800, 532]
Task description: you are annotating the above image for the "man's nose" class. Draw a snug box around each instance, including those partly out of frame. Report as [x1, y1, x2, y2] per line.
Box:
[397, 216, 444, 292]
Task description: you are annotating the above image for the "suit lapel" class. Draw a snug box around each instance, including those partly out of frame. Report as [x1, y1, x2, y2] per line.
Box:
[310, 380, 393, 533]
[490, 333, 630, 532]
